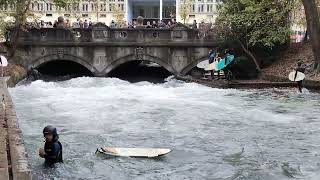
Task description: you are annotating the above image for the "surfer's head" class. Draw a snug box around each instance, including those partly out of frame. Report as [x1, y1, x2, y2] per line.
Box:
[297, 60, 303, 66]
[43, 125, 59, 142]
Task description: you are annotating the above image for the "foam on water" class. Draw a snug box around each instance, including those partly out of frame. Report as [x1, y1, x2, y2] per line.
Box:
[9, 77, 320, 180]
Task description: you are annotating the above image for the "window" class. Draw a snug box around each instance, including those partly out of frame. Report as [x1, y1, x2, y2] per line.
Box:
[100, 4, 106, 11]
[100, 14, 106, 18]
[8, 4, 13, 10]
[82, 4, 88, 11]
[189, 15, 195, 18]
[3, 4, 7, 11]
[46, 14, 52, 16]
[198, 4, 204, 12]
[82, 14, 88, 17]
[73, 4, 79, 11]
[191, 4, 195, 12]
[207, 4, 213, 12]
[46, 3, 52, 11]
[64, 14, 71, 17]
[139, 9, 144, 17]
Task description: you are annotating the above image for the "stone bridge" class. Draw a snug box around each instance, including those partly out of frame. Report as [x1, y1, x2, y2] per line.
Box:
[11, 23, 223, 76]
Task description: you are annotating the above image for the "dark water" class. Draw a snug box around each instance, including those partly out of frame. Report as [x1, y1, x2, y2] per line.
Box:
[9, 77, 320, 180]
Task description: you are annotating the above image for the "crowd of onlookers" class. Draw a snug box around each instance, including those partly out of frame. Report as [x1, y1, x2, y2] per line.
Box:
[30, 19, 94, 29]
[28, 18, 201, 29]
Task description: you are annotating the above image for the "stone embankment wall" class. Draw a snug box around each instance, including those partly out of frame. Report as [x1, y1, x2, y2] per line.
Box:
[0, 77, 32, 180]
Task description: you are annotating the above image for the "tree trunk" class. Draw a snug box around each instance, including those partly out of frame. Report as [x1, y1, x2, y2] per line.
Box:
[302, 0, 320, 72]
[8, 0, 31, 58]
[239, 41, 261, 72]
[303, 26, 309, 42]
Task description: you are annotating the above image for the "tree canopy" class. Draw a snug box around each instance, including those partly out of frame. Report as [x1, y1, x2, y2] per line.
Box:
[216, 0, 292, 48]
[216, 0, 294, 70]
[179, 0, 193, 24]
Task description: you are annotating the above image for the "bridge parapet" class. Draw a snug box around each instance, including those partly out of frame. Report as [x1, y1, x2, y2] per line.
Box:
[12, 23, 220, 45]
[9, 23, 224, 77]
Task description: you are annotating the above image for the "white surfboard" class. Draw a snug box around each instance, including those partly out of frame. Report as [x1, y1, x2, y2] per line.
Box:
[96, 147, 171, 158]
[205, 62, 217, 71]
[0, 56, 8, 67]
[288, 71, 305, 81]
[197, 60, 209, 69]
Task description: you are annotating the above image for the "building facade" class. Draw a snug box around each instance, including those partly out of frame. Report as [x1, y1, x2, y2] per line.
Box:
[0, 0, 221, 25]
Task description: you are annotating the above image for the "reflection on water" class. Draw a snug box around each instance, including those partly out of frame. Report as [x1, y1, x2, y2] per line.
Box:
[9, 77, 320, 180]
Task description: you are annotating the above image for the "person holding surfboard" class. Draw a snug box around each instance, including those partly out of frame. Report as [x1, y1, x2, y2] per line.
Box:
[295, 61, 306, 93]
[208, 48, 216, 79]
[39, 125, 63, 166]
[0, 56, 2, 77]
[218, 49, 231, 80]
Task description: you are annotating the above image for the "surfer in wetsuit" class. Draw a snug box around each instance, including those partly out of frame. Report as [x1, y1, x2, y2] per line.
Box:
[39, 125, 63, 166]
[218, 49, 231, 80]
[0, 57, 2, 77]
[208, 48, 216, 79]
[295, 61, 306, 93]
[28, 66, 41, 80]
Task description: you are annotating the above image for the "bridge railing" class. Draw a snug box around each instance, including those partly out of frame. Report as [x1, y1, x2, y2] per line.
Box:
[10, 24, 222, 45]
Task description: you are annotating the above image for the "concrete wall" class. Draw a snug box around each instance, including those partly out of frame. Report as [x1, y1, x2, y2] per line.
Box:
[0, 77, 32, 180]
[11, 23, 222, 76]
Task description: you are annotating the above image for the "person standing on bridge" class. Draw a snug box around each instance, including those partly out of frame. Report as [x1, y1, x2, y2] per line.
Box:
[39, 125, 63, 166]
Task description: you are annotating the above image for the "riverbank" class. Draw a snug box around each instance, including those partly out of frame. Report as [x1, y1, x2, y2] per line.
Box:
[0, 77, 32, 180]
[176, 74, 320, 91]
[176, 75, 298, 89]
[179, 43, 320, 90]
[2, 64, 27, 87]
[263, 43, 320, 81]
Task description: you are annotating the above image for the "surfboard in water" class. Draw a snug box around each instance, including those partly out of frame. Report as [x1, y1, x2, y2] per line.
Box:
[288, 71, 305, 81]
[96, 147, 171, 158]
[216, 55, 235, 71]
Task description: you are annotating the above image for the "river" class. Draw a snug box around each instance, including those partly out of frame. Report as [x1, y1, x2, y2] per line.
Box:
[9, 77, 320, 180]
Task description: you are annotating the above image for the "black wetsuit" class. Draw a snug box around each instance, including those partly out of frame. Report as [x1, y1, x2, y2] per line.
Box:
[208, 51, 215, 78]
[296, 64, 306, 93]
[44, 141, 63, 165]
[28, 68, 41, 80]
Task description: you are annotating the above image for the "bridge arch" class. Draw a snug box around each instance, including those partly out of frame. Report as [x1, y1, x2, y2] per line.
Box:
[103, 54, 177, 75]
[180, 56, 208, 75]
[31, 54, 98, 75]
